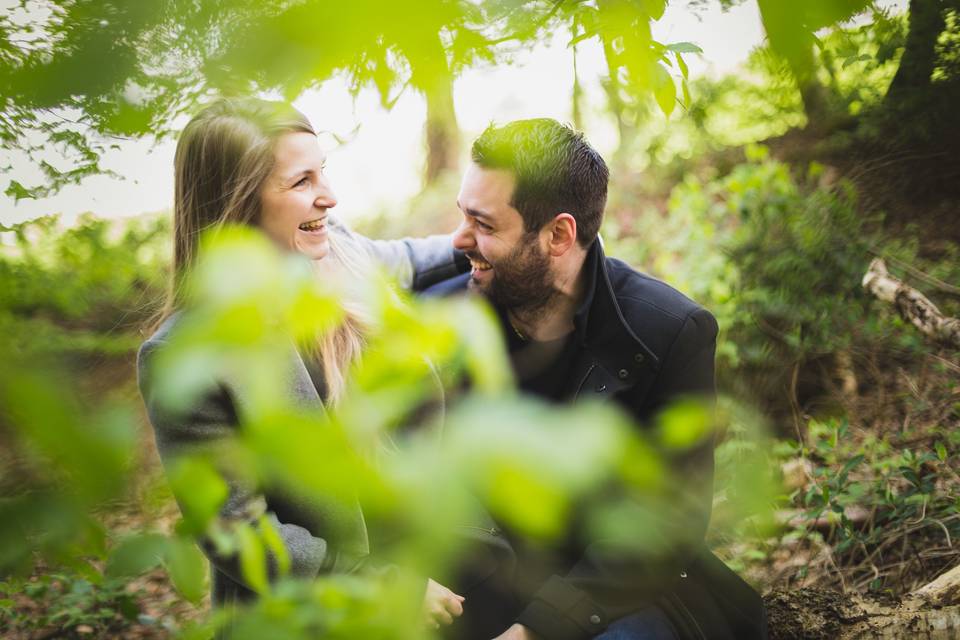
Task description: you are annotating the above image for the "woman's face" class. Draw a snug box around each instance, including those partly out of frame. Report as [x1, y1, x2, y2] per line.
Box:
[259, 131, 338, 261]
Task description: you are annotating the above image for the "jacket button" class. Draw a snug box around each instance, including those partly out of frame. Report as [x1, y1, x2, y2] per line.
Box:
[589, 614, 601, 625]
[618, 369, 629, 379]
[595, 384, 607, 392]
[634, 353, 645, 363]
[680, 571, 688, 578]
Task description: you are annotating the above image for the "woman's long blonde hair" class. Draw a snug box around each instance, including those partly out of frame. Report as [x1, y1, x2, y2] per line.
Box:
[153, 97, 371, 403]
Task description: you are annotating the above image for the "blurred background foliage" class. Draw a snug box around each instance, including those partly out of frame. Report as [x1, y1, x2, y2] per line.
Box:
[2, 0, 960, 637]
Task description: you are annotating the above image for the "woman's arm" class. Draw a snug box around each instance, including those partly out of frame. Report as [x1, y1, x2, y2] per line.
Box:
[328, 216, 468, 291]
[137, 336, 362, 588]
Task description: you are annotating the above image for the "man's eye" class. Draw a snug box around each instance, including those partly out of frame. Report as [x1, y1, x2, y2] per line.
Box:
[476, 220, 493, 232]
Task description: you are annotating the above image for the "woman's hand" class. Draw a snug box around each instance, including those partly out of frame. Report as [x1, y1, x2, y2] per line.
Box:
[423, 578, 465, 628]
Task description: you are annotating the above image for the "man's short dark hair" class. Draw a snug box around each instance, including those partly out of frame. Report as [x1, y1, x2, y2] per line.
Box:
[471, 118, 608, 247]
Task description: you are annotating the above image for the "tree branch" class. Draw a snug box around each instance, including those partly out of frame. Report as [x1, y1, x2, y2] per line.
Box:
[862, 258, 960, 349]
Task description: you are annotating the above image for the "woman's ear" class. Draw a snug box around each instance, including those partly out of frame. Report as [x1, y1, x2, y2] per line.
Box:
[545, 213, 578, 257]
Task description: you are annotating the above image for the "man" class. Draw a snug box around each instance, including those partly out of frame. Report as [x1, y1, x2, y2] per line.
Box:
[426, 119, 766, 640]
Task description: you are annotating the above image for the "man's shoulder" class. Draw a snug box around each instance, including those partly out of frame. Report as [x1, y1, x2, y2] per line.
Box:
[606, 258, 703, 319]
[603, 257, 717, 347]
[421, 272, 471, 297]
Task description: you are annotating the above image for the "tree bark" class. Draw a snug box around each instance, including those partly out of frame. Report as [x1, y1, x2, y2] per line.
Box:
[572, 32, 584, 131]
[789, 54, 834, 128]
[756, 0, 835, 129]
[423, 77, 459, 187]
[766, 563, 960, 639]
[885, 0, 947, 104]
[862, 258, 960, 348]
[414, 31, 460, 188]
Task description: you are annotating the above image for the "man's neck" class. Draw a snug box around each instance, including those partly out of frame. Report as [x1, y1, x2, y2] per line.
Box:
[508, 247, 589, 342]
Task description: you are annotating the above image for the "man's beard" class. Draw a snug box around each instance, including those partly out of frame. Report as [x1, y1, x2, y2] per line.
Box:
[469, 234, 557, 318]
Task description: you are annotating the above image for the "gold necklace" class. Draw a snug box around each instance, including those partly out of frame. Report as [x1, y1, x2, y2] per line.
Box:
[507, 313, 527, 341]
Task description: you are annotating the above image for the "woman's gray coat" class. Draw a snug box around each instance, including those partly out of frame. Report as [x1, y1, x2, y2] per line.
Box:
[137, 220, 462, 607]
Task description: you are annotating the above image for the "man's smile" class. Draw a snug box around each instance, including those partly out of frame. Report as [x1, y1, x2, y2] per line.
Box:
[467, 253, 493, 279]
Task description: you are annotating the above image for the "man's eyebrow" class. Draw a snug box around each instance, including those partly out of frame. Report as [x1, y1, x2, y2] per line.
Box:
[457, 200, 493, 222]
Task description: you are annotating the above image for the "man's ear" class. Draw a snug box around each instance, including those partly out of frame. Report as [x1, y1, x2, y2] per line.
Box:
[545, 213, 578, 256]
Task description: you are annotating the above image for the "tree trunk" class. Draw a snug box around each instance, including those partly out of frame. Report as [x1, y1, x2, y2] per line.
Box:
[766, 586, 960, 639]
[885, 0, 947, 104]
[783, 49, 833, 128]
[766, 562, 960, 639]
[423, 77, 459, 187]
[571, 30, 584, 131]
[413, 31, 460, 188]
[756, 0, 836, 130]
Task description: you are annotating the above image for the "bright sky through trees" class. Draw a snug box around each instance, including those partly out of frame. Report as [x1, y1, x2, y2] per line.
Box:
[0, 0, 905, 226]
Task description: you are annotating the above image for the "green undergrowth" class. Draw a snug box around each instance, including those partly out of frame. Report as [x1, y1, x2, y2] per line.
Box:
[0, 213, 170, 362]
[606, 148, 960, 594]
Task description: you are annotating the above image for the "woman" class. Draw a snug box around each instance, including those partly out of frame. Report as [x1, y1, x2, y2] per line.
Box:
[137, 98, 465, 628]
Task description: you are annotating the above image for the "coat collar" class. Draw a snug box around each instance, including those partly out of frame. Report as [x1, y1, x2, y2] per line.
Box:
[572, 240, 660, 376]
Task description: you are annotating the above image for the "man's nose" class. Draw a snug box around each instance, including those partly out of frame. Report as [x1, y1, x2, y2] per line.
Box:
[452, 220, 474, 252]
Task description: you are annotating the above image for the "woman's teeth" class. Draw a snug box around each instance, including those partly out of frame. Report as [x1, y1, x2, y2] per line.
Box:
[299, 218, 326, 232]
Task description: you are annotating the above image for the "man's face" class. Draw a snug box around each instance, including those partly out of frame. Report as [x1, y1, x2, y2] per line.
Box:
[453, 163, 555, 313]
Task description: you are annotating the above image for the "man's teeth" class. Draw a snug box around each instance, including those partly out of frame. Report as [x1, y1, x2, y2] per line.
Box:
[299, 219, 325, 231]
[470, 258, 492, 271]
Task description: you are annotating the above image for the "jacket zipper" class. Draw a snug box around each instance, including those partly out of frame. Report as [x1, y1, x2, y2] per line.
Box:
[573, 362, 597, 400]
[458, 525, 501, 536]
[668, 592, 707, 640]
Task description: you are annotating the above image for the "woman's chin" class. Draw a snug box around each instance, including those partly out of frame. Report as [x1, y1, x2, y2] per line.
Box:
[294, 235, 330, 261]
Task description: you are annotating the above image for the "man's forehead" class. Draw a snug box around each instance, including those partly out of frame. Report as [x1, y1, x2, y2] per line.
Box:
[459, 164, 515, 207]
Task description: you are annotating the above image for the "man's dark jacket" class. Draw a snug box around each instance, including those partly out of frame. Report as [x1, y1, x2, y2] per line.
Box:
[424, 240, 767, 640]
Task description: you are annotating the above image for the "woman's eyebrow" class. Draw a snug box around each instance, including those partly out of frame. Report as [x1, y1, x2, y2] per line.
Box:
[283, 168, 313, 182]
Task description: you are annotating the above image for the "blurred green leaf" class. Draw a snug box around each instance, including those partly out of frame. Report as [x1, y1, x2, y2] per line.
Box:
[656, 400, 713, 450]
[653, 62, 676, 117]
[168, 457, 229, 536]
[165, 537, 207, 604]
[666, 42, 703, 54]
[237, 523, 268, 595]
[106, 534, 169, 578]
[259, 516, 291, 578]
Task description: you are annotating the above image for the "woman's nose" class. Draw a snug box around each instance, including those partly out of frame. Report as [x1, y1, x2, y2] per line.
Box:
[314, 180, 337, 209]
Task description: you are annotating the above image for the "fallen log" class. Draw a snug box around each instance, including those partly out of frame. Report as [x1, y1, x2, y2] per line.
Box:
[765, 561, 960, 639]
[862, 258, 960, 349]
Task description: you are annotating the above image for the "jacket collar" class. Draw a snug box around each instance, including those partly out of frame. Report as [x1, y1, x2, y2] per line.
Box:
[572, 240, 660, 375]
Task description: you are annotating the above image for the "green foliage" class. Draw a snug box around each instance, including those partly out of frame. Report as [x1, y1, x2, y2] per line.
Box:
[776, 417, 960, 590]
[605, 149, 927, 410]
[0, 213, 169, 360]
[756, 0, 874, 77]
[816, 9, 907, 114]
[0, 572, 143, 636]
[1, 224, 735, 637]
[1, 0, 701, 199]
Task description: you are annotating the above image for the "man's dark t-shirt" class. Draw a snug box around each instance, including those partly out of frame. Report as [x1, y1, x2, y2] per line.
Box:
[497, 305, 578, 403]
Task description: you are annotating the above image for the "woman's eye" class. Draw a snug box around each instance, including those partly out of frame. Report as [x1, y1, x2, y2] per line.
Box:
[293, 176, 309, 188]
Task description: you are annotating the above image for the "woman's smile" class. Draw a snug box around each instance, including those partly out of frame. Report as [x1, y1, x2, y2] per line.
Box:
[298, 216, 327, 234]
